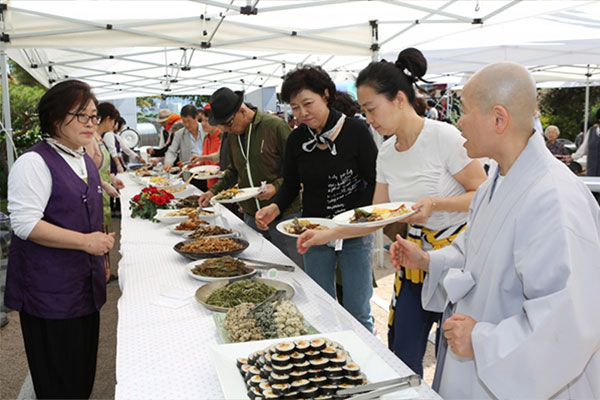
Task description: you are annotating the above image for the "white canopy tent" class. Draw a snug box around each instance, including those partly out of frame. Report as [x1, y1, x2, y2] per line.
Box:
[2, 0, 600, 168]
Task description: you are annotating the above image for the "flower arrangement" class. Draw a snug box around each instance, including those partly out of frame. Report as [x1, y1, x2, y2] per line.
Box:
[129, 186, 174, 221]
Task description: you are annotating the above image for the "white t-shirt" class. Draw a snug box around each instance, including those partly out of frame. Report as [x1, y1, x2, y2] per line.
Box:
[376, 118, 472, 231]
[8, 150, 88, 240]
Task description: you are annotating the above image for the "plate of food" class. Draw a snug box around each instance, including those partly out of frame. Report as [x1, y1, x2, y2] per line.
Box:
[212, 186, 262, 204]
[173, 237, 249, 260]
[163, 184, 197, 199]
[171, 216, 211, 232]
[195, 278, 294, 313]
[167, 223, 194, 236]
[186, 256, 256, 282]
[184, 225, 233, 239]
[332, 201, 417, 228]
[212, 299, 319, 343]
[208, 330, 420, 400]
[276, 217, 335, 238]
[188, 165, 223, 180]
[146, 176, 183, 188]
[174, 195, 201, 209]
[155, 208, 194, 224]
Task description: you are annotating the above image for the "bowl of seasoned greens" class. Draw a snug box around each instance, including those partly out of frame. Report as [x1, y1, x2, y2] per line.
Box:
[194, 278, 294, 313]
[186, 256, 256, 282]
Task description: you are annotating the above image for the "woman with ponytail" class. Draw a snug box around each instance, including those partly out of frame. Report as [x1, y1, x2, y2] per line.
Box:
[255, 65, 378, 332]
[298, 48, 487, 376]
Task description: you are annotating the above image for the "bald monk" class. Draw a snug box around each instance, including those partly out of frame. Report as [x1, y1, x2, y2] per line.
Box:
[390, 62, 600, 399]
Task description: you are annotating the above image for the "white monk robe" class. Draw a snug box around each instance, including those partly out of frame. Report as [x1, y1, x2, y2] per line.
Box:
[423, 132, 600, 399]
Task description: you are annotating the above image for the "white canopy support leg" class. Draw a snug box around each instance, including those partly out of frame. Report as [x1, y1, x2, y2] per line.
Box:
[1, 47, 15, 171]
[369, 19, 386, 269]
[584, 64, 590, 134]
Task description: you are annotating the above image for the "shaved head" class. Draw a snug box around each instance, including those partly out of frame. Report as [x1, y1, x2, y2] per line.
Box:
[465, 62, 537, 134]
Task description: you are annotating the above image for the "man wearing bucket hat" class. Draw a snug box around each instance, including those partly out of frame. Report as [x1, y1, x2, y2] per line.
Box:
[198, 87, 304, 268]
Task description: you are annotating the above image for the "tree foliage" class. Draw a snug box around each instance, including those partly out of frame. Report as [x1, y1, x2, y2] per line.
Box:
[538, 87, 600, 141]
[0, 61, 47, 200]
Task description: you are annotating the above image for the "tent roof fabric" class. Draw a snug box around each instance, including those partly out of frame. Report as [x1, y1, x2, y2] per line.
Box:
[3, 0, 600, 99]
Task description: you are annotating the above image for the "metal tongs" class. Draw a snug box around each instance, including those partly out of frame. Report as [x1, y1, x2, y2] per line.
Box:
[246, 289, 286, 317]
[237, 258, 295, 272]
[337, 374, 421, 400]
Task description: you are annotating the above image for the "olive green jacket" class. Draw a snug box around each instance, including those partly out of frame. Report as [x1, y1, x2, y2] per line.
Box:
[210, 110, 302, 217]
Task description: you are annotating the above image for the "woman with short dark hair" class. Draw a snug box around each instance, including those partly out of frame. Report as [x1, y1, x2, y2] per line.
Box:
[6, 80, 115, 398]
[97, 102, 124, 174]
[255, 65, 378, 332]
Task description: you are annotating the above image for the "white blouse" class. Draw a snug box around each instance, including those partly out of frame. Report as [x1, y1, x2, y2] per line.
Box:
[8, 149, 87, 240]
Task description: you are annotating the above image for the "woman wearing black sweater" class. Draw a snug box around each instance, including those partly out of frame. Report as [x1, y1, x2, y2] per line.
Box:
[255, 66, 378, 331]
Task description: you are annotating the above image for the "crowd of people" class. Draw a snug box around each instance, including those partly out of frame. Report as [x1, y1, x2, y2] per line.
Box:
[4, 46, 600, 399]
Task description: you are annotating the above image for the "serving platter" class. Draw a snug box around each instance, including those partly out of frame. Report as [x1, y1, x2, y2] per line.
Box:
[173, 238, 249, 260]
[195, 278, 294, 313]
[208, 330, 419, 399]
[211, 312, 319, 344]
[155, 209, 191, 224]
[186, 260, 256, 282]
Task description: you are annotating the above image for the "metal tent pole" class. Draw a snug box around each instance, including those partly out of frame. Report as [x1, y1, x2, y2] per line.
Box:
[369, 19, 386, 269]
[584, 64, 590, 134]
[1, 47, 15, 171]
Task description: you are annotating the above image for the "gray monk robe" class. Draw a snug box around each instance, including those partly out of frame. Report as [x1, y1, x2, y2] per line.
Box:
[423, 132, 600, 399]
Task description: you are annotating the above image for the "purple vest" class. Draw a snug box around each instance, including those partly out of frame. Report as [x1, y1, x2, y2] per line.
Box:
[5, 141, 106, 319]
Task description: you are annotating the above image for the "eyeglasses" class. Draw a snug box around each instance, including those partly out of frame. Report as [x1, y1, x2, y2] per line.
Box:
[67, 112, 100, 125]
[221, 112, 237, 128]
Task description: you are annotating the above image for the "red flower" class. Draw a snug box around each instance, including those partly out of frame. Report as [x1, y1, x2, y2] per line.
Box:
[129, 185, 171, 222]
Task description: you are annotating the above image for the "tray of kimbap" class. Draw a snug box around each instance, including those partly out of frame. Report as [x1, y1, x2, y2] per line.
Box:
[208, 330, 421, 399]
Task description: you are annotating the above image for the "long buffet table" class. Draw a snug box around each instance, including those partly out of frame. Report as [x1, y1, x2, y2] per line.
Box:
[114, 173, 441, 399]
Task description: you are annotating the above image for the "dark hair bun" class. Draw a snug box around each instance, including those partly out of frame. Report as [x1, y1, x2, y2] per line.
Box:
[395, 47, 427, 82]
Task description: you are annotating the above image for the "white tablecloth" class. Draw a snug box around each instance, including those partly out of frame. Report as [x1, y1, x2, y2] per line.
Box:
[114, 173, 441, 399]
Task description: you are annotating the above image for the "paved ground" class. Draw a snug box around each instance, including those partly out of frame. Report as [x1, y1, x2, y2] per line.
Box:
[0, 222, 435, 399]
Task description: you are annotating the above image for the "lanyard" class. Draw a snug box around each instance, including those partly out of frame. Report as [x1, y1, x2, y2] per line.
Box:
[237, 123, 261, 210]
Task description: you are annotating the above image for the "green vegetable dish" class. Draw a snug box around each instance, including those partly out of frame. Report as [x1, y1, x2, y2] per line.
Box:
[192, 256, 251, 277]
[206, 280, 276, 308]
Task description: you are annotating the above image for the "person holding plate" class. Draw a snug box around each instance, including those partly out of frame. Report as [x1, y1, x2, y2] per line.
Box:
[5, 80, 115, 398]
[198, 88, 303, 268]
[254, 65, 379, 332]
[189, 105, 222, 189]
[296, 49, 487, 375]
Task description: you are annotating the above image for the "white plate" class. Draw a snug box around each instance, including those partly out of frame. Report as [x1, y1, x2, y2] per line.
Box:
[212, 187, 261, 204]
[185, 260, 256, 282]
[208, 330, 419, 400]
[332, 201, 417, 228]
[275, 217, 337, 238]
[188, 165, 222, 180]
[165, 185, 198, 199]
[155, 209, 192, 224]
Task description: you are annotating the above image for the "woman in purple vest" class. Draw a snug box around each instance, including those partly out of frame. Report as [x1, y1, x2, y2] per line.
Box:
[5, 80, 115, 399]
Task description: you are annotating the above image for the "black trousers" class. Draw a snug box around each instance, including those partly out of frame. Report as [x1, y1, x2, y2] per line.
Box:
[20, 311, 100, 399]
